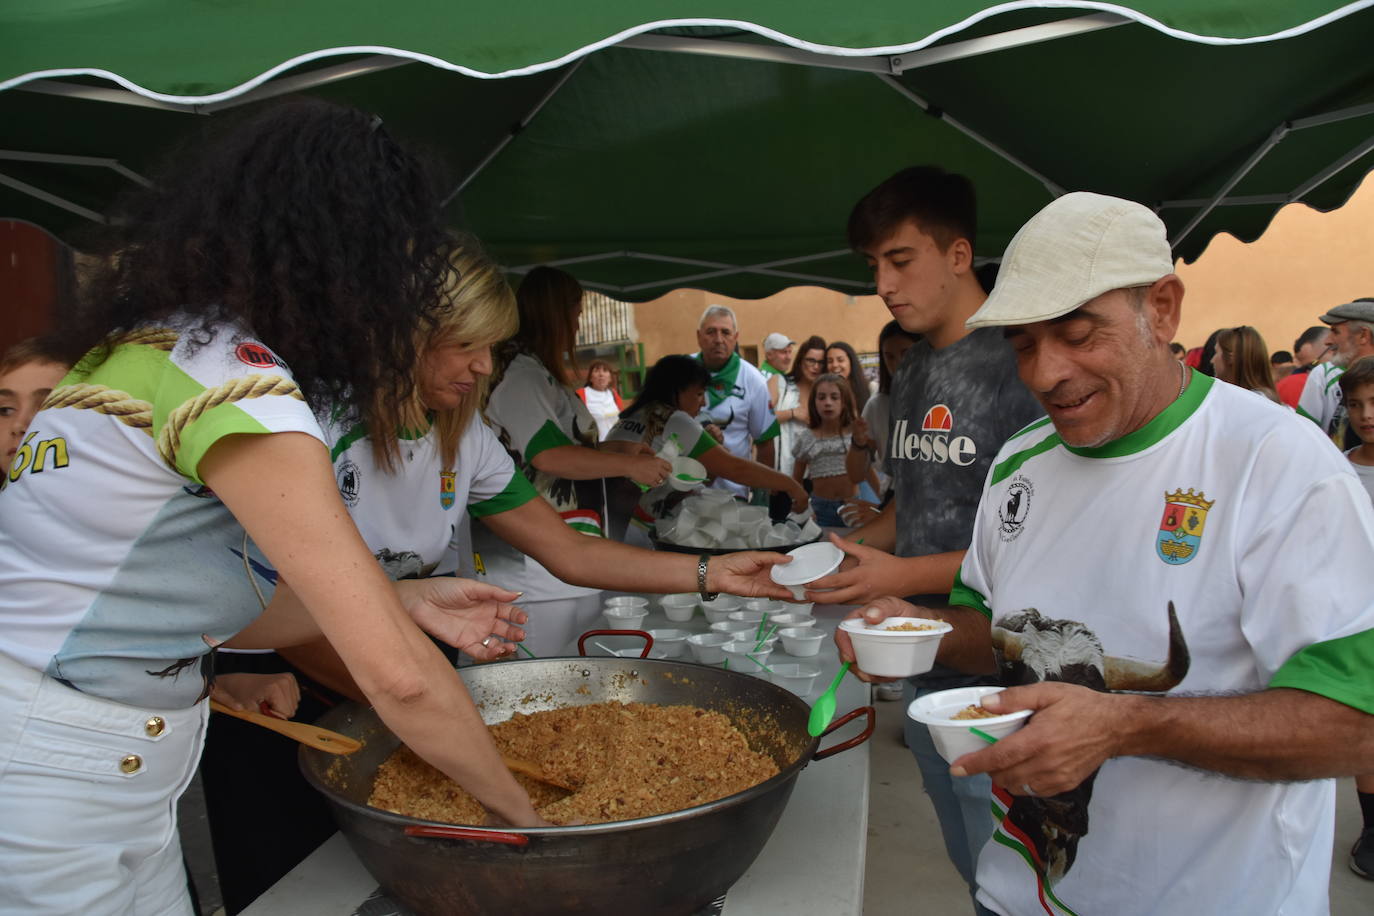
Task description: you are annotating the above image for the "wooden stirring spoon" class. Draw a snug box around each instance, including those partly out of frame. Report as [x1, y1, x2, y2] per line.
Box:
[209, 700, 362, 755]
[500, 754, 575, 791]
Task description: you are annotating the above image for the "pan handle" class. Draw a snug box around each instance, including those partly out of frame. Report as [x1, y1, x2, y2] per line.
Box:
[404, 824, 529, 847]
[576, 629, 655, 657]
[812, 706, 875, 761]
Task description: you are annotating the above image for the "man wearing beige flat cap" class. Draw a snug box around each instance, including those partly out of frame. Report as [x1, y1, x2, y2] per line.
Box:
[839, 192, 1374, 915]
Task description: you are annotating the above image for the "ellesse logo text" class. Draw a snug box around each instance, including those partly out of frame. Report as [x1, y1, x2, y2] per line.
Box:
[890, 404, 976, 467]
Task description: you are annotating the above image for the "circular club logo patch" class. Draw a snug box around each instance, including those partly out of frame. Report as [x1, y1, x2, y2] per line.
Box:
[235, 341, 279, 369]
[336, 459, 361, 507]
[997, 474, 1033, 542]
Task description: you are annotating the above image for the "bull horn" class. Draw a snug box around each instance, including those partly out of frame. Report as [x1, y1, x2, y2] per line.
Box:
[990, 626, 1024, 662]
[1104, 601, 1191, 693]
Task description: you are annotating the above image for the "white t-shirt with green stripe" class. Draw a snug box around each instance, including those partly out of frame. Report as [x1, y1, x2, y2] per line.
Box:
[0, 322, 325, 708]
[474, 351, 606, 602]
[321, 412, 537, 581]
[605, 404, 717, 529]
[1296, 360, 1344, 434]
[953, 371, 1374, 916]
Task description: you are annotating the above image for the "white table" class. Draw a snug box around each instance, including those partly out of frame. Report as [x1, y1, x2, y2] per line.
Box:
[243, 598, 873, 916]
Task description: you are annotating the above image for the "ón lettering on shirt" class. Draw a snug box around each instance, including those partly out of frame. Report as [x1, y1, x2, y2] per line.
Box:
[891, 404, 976, 467]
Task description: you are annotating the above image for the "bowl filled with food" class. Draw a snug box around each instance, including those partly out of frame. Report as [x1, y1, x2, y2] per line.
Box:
[838, 616, 953, 678]
[906, 685, 1032, 763]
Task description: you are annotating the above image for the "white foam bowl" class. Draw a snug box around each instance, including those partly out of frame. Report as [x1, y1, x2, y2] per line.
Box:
[768, 613, 815, 629]
[721, 641, 774, 675]
[603, 607, 649, 630]
[743, 598, 787, 615]
[647, 628, 690, 658]
[668, 456, 708, 492]
[770, 662, 822, 695]
[778, 626, 824, 657]
[770, 541, 845, 599]
[839, 616, 952, 678]
[659, 593, 698, 622]
[709, 620, 755, 636]
[907, 686, 1032, 763]
[695, 487, 735, 505]
[699, 595, 743, 623]
[728, 609, 768, 625]
[686, 632, 733, 664]
[611, 645, 669, 659]
[603, 596, 649, 611]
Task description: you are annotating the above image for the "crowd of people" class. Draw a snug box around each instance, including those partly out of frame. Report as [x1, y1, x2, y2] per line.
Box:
[0, 97, 1370, 916]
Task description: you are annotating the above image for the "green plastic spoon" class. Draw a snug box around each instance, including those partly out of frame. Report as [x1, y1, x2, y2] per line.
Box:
[807, 661, 850, 737]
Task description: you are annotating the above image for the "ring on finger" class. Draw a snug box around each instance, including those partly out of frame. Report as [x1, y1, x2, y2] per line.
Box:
[1022, 783, 1038, 797]
[481, 636, 493, 647]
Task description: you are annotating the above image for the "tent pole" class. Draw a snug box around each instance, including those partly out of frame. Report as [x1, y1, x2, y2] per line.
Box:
[1287, 135, 1374, 201]
[0, 150, 151, 187]
[0, 170, 106, 223]
[200, 55, 412, 112]
[875, 75, 1064, 197]
[1169, 123, 1289, 249]
[444, 59, 585, 205]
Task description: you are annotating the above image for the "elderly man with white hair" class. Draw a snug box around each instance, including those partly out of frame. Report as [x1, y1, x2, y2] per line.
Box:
[693, 305, 780, 497]
[839, 192, 1374, 915]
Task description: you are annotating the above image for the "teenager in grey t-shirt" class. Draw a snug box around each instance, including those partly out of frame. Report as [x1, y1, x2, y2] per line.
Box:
[886, 326, 1044, 603]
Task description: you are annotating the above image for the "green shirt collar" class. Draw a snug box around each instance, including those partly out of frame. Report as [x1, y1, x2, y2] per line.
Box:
[1065, 369, 1213, 459]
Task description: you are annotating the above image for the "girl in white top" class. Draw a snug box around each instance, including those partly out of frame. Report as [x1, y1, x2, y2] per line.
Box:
[791, 373, 860, 527]
[604, 355, 807, 539]
[577, 359, 624, 441]
[769, 334, 826, 477]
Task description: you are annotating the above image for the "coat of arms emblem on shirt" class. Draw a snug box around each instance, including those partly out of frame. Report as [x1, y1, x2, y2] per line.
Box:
[1156, 488, 1214, 565]
[439, 470, 456, 510]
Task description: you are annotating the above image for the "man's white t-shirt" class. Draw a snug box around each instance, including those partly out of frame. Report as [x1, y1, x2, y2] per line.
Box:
[0, 322, 325, 707]
[694, 351, 779, 498]
[954, 372, 1374, 916]
[1296, 361, 1344, 434]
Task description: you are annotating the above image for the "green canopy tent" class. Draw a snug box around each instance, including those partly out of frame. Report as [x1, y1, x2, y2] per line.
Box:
[1, 1, 1372, 299]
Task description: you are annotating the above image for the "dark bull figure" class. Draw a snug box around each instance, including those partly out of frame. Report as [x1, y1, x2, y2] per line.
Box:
[988, 603, 1191, 884]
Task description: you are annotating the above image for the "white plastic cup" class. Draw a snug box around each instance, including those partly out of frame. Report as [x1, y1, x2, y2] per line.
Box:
[838, 616, 952, 678]
[907, 686, 1032, 763]
[658, 593, 698, 622]
[603, 606, 649, 630]
[770, 662, 822, 695]
[778, 626, 824, 657]
[686, 632, 733, 664]
[699, 595, 743, 623]
[647, 628, 690, 658]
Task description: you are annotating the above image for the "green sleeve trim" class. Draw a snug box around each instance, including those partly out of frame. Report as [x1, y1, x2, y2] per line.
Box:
[948, 568, 992, 620]
[755, 419, 780, 443]
[1325, 368, 1345, 392]
[1296, 405, 1319, 424]
[990, 431, 1063, 486]
[524, 418, 572, 462]
[468, 472, 538, 519]
[687, 429, 717, 460]
[1268, 628, 1374, 714]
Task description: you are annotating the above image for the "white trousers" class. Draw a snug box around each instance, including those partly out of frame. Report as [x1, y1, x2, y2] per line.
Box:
[0, 651, 205, 916]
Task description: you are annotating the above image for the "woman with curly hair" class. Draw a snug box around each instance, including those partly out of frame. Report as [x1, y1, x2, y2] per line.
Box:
[0, 99, 553, 915]
[602, 355, 807, 540]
